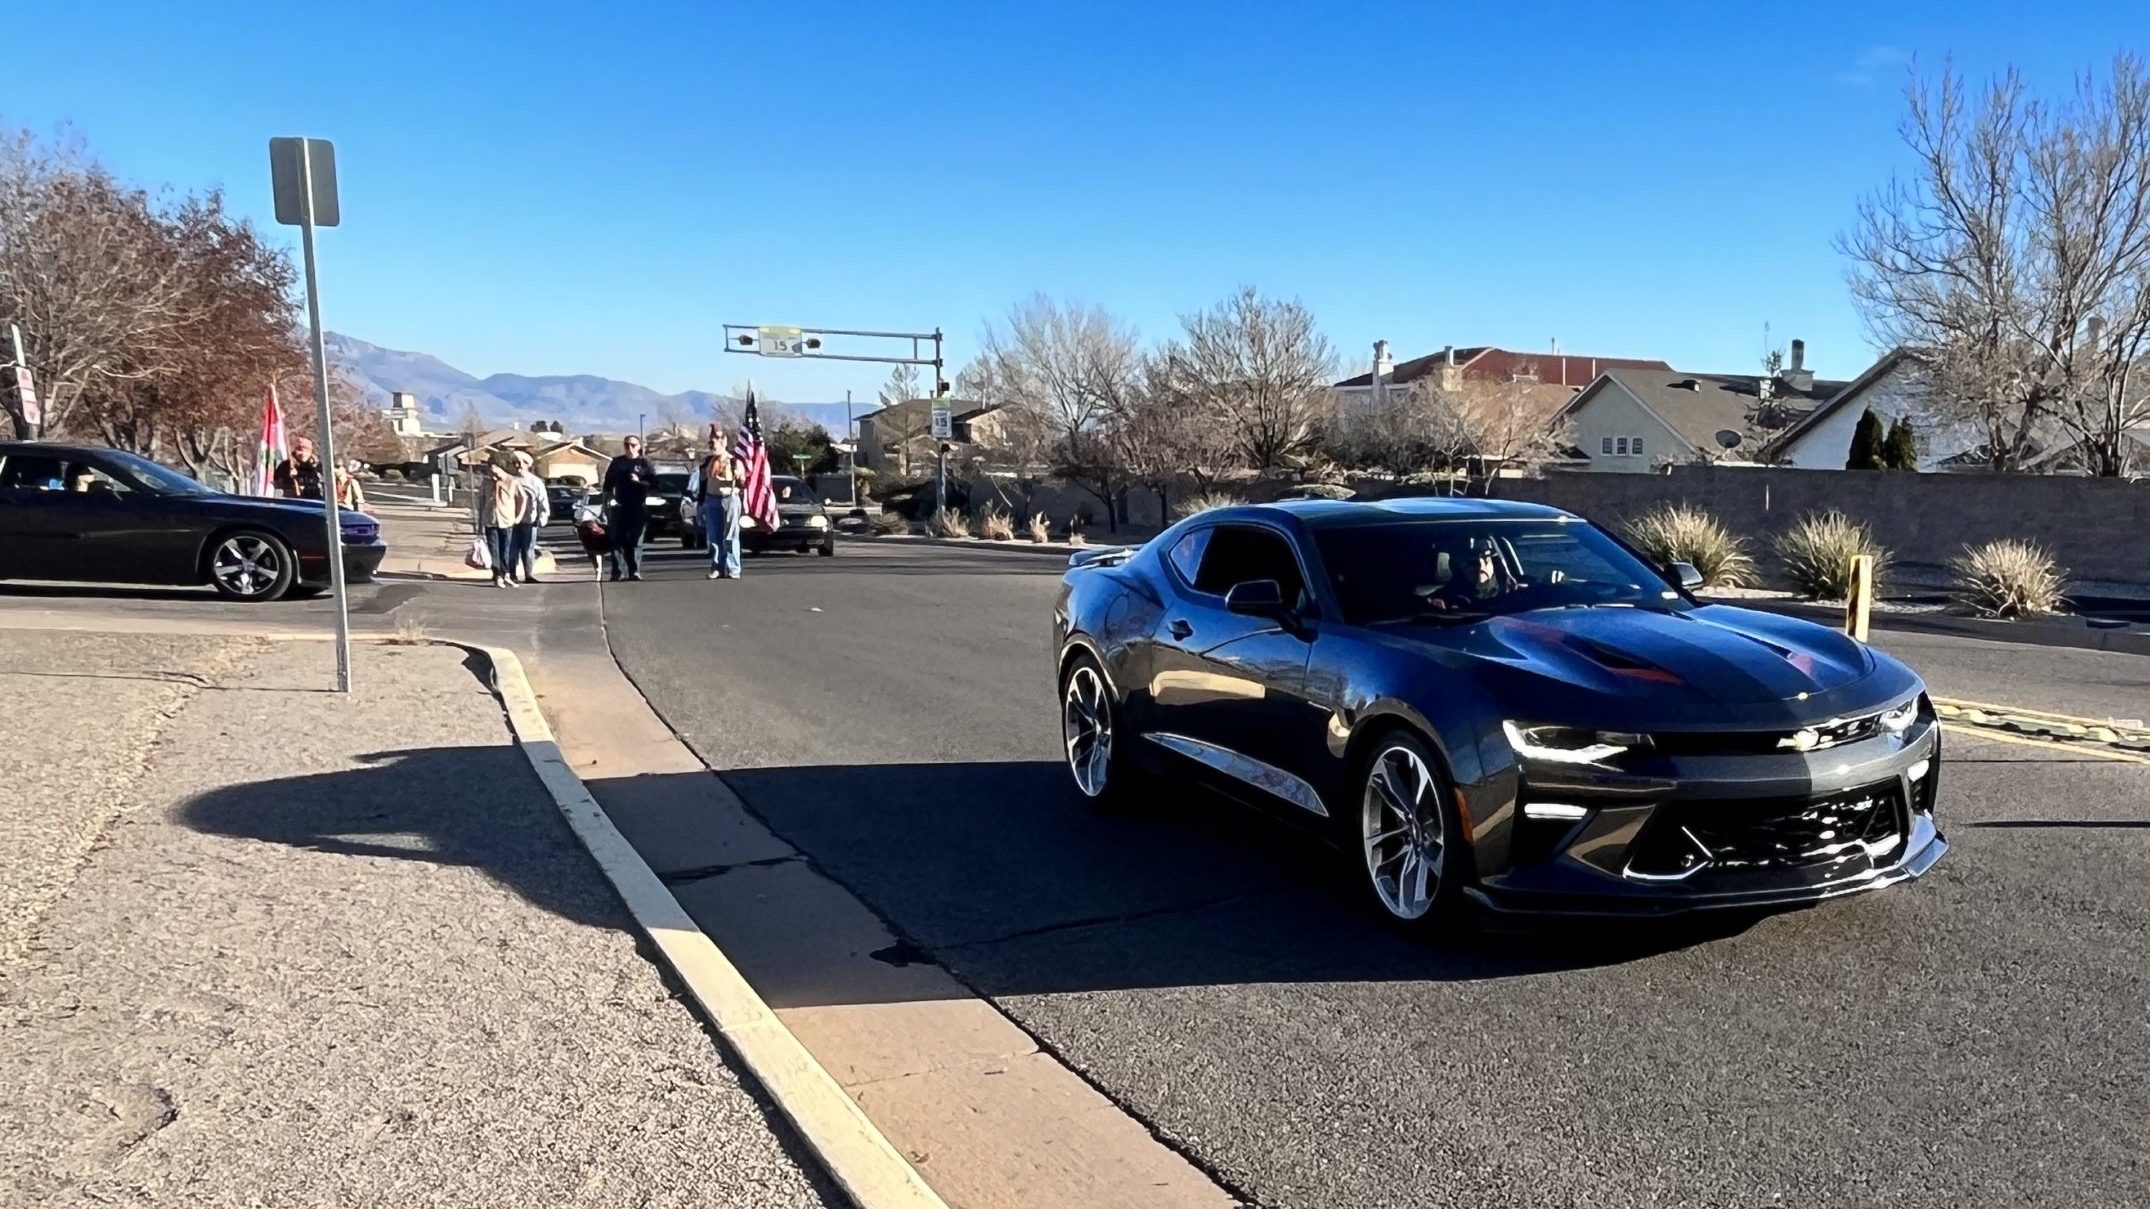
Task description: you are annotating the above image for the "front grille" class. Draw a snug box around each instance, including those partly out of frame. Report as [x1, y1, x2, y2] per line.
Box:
[1627, 783, 1906, 881]
[1649, 714, 1882, 756]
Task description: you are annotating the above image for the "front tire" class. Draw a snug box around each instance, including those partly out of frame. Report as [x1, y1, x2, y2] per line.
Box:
[1353, 730, 1468, 934]
[1060, 650, 1142, 811]
[206, 530, 297, 602]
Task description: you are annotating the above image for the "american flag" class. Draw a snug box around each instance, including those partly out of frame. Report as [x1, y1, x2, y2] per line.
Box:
[733, 390, 779, 531]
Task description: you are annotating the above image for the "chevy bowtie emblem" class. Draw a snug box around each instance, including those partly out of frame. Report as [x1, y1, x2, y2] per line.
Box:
[1779, 728, 1822, 752]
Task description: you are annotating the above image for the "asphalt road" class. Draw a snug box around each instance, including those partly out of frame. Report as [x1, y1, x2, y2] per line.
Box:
[601, 538, 2150, 1209]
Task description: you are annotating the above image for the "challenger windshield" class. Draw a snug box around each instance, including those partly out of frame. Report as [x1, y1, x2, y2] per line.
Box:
[1313, 518, 1686, 625]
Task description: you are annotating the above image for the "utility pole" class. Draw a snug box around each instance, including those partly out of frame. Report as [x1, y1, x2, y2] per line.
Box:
[845, 388, 858, 506]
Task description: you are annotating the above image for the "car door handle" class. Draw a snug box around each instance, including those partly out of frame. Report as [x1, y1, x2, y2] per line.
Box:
[1168, 619, 1194, 641]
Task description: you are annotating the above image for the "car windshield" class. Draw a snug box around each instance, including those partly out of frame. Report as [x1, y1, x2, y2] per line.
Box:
[773, 477, 817, 504]
[101, 449, 212, 496]
[653, 472, 690, 492]
[1313, 518, 1684, 625]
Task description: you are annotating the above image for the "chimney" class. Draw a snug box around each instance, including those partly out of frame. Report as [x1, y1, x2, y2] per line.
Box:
[1442, 344, 1456, 367]
[1782, 338, 1814, 391]
[2087, 316, 2108, 353]
[1371, 339, 1393, 406]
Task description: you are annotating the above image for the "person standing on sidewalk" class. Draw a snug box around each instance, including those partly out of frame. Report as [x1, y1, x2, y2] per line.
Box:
[511, 451, 550, 583]
[697, 426, 742, 580]
[483, 460, 521, 589]
[602, 435, 655, 582]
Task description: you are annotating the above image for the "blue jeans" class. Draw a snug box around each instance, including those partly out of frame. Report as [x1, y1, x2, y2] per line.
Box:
[703, 494, 741, 577]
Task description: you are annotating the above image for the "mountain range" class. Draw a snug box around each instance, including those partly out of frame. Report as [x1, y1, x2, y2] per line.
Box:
[326, 333, 859, 436]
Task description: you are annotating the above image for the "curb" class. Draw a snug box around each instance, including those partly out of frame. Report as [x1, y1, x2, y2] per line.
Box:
[471, 644, 949, 1209]
[1709, 597, 2150, 659]
[840, 533, 1102, 558]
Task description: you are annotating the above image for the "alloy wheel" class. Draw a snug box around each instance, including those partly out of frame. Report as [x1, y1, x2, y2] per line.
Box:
[1062, 664, 1113, 797]
[211, 535, 282, 597]
[1362, 744, 1444, 920]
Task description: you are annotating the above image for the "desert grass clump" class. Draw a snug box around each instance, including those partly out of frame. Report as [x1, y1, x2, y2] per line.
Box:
[1952, 539, 2066, 618]
[1625, 503, 1754, 589]
[1774, 510, 1889, 601]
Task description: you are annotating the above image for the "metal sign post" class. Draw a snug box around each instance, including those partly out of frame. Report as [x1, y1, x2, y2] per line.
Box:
[270, 137, 352, 693]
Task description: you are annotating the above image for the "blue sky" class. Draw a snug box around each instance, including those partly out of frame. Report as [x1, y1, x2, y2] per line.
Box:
[7, 1, 2142, 403]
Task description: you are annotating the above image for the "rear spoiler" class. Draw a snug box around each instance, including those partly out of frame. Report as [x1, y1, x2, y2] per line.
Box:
[1068, 545, 1136, 570]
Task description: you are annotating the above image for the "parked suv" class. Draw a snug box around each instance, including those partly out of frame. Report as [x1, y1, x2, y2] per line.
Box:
[677, 473, 835, 556]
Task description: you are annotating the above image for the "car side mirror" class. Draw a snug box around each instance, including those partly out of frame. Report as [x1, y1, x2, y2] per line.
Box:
[1668, 562, 1704, 591]
[1225, 578, 1288, 617]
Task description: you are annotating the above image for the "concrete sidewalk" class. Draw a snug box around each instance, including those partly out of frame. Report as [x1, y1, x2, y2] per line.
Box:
[0, 632, 835, 1208]
[370, 494, 569, 582]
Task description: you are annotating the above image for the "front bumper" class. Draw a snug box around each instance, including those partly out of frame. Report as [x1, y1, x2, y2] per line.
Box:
[300, 538, 387, 585]
[1469, 718, 1946, 916]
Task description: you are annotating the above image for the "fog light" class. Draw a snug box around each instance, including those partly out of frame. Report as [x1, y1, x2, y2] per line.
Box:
[1522, 802, 1590, 821]
[1908, 758, 1931, 782]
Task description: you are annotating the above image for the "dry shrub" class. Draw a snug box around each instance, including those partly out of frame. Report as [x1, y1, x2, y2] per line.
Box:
[978, 505, 1015, 541]
[1066, 515, 1088, 547]
[871, 509, 907, 535]
[1027, 512, 1050, 543]
[1952, 539, 2066, 618]
[1172, 491, 1243, 520]
[387, 614, 431, 646]
[1773, 510, 1889, 601]
[1625, 503, 1754, 589]
[934, 508, 973, 539]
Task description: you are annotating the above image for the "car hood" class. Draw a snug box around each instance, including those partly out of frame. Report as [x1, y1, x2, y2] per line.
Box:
[1377, 603, 1888, 724]
[200, 493, 376, 524]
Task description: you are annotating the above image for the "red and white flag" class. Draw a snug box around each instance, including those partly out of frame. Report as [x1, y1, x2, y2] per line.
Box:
[254, 385, 288, 496]
[733, 389, 779, 530]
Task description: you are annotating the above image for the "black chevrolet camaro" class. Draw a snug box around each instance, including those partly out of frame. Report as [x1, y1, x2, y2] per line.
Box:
[1053, 498, 1945, 930]
[0, 442, 386, 601]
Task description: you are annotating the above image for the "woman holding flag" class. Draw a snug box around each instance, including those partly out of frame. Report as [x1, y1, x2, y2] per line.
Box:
[698, 424, 741, 579]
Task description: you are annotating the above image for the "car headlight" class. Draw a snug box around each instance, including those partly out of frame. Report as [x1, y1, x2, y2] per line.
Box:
[741, 515, 758, 530]
[1879, 700, 1919, 735]
[806, 514, 829, 529]
[1502, 721, 1644, 765]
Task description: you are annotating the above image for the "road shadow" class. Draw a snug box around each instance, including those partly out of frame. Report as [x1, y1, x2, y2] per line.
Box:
[179, 745, 631, 933]
[625, 550, 1066, 578]
[689, 758, 1756, 1004]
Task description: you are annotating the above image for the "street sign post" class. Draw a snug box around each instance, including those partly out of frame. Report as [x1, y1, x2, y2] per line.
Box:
[270, 136, 352, 694]
[931, 403, 953, 441]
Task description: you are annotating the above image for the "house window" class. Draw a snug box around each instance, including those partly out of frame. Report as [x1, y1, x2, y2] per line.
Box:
[1632, 438, 1645, 458]
[1601, 437, 1614, 455]
[1614, 437, 1630, 456]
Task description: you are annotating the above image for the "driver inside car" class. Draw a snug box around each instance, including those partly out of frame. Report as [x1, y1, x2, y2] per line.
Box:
[1425, 541, 1562, 611]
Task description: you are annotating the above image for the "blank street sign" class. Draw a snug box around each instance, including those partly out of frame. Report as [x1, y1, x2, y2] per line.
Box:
[269, 138, 340, 227]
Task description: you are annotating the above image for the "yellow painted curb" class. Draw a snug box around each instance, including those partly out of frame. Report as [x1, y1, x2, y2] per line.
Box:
[473, 644, 949, 1209]
[1933, 696, 2148, 734]
[1940, 722, 2150, 765]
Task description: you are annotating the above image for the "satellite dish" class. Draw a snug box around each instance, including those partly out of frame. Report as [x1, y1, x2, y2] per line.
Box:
[1714, 429, 1744, 450]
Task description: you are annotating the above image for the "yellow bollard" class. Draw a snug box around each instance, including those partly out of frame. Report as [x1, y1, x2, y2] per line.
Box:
[1843, 554, 1873, 642]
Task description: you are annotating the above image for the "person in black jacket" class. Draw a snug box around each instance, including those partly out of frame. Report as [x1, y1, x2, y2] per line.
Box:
[273, 437, 325, 499]
[602, 435, 655, 581]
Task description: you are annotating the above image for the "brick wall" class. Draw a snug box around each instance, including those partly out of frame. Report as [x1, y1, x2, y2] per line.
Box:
[1490, 465, 2150, 585]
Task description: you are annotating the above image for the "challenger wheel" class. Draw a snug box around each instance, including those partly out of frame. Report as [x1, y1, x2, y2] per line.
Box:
[206, 531, 297, 602]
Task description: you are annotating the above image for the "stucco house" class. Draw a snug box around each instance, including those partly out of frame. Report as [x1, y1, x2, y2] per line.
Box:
[1762, 348, 1991, 471]
[856, 398, 1003, 476]
[1552, 343, 1850, 472]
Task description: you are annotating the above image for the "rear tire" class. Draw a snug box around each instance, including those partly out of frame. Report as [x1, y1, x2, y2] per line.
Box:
[206, 530, 297, 602]
[1059, 650, 1144, 812]
[1349, 729, 1470, 936]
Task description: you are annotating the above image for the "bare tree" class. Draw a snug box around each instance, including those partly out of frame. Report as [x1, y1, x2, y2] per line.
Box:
[1324, 380, 1470, 476]
[870, 363, 932, 477]
[1843, 56, 2150, 475]
[980, 294, 1143, 528]
[1166, 287, 1336, 473]
[0, 125, 191, 438]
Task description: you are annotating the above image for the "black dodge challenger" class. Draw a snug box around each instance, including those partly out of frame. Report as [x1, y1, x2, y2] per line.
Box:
[0, 442, 386, 601]
[1053, 498, 1945, 930]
